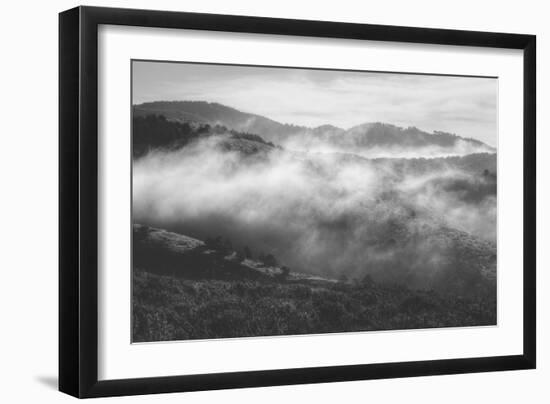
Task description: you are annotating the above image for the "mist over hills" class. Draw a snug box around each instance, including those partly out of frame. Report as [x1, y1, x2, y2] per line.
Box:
[133, 113, 496, 289]
[133, 101, 495, 158]
[131, 100, 497, 341]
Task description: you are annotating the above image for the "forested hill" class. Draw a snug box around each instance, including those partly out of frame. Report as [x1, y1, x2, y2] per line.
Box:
[133, 101, 495, 154]
[132, 114, 496, 176]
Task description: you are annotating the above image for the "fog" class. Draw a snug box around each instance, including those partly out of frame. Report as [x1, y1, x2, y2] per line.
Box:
[282, 135, 495, 159]
[133, 135, 496, 287]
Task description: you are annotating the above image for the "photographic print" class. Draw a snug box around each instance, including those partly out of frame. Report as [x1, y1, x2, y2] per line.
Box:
[131, 60, 497, 343]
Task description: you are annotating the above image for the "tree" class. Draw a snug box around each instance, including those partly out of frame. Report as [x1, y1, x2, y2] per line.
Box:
[235, 249, 245, 262]
[243, 246, 252, 259]
[222, 238, 233, 253]
[277, 266, 290, 281]
[263, 253, 278, 267]
[361, 274, 375, 287]
[204, 236, 215, 248]
[258, 252, 267, 263]
[281, 266, 290, 277]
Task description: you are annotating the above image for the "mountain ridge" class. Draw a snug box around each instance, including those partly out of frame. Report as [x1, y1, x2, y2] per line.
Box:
[133, 100, 495, 154]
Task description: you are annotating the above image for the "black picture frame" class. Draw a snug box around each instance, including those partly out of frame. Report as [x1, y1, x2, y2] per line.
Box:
[59, 5, 536, 398]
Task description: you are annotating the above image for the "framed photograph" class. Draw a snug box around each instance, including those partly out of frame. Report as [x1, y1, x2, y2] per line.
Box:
[59, 6, 536, 398]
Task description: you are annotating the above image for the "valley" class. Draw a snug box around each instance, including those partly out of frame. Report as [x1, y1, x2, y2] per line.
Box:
[131, 101, 497, 341]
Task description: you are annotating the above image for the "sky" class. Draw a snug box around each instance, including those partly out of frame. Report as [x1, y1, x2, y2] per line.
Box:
[132, 60, 498, 146]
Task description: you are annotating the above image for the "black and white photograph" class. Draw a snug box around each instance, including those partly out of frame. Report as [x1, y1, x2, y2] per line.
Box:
[131, 60, 498, 343]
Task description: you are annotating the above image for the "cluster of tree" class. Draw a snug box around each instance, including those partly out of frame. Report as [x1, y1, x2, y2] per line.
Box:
[204, 235, 233, 253]
[349, 123, 485, 149]
[203, 235, 288, 278]
[133, 114, 206, 158]
[229, 131, 276, 147]
[338, 273, 376, 287]
[258, 252, 278, 267]
[373, 152, 497, 177]
[204, 235, 255, 260]
[133, 113, 278, 159]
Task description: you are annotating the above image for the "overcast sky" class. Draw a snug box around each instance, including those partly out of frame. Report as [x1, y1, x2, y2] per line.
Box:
[133, 60, 497, 146]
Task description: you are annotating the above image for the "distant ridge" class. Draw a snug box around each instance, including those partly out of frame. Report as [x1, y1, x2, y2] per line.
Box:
[133, 101, 495, 153]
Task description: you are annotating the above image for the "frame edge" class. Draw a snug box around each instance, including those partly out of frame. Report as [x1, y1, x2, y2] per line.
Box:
[59, 5, 537, 398]
[59, 6, 81, 398]
[522, 34, 536, 369]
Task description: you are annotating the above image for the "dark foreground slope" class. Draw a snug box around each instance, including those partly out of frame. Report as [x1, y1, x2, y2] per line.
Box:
[132, 225, 496, 342]
[133, 271, 496, 342]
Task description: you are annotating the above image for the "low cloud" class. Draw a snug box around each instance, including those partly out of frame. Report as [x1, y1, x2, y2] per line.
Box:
[133, 135, 496, 289]
[282, 135, 494, 159]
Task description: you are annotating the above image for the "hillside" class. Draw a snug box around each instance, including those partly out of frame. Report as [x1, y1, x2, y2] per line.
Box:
[132, 114, 277, 158]
[133, 224, 330, 282]
[134, 217, 495, 297]
[133, 101, 495, 156]
[132, 114, 496, 171]
[132, 224, 496, 342]
[134, 101, 304, 143]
